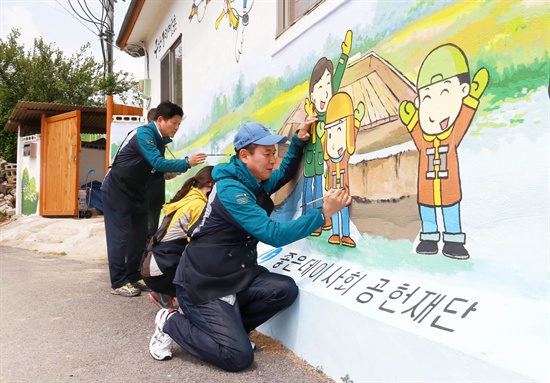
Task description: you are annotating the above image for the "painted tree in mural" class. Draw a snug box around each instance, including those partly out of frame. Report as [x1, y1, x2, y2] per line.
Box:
[0, 29, 140, 162]
[21, 168, 38, 215]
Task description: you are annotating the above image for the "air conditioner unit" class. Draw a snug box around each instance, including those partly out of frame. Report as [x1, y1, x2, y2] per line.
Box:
[138, 78, 151, 99]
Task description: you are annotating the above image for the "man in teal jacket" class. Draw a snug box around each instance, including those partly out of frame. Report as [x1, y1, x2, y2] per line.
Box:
[101, 101, 206, 297]
[148, 118, 351, 370]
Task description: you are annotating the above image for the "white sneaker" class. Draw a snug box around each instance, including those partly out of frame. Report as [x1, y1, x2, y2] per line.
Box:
[149, 308, 175, 361]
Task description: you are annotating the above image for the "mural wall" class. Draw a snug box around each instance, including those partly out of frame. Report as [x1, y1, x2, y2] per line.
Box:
[138, 0, 549, 381]
[17, 135, 40, 216]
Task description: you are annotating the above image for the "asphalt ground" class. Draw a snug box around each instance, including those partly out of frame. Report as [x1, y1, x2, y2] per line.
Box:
[0, 246, 333, 383]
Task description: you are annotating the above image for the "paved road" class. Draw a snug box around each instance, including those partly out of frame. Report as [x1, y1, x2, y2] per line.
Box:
[0, 246, 332, 383]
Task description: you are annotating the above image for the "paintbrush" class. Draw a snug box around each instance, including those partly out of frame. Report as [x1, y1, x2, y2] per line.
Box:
[299, 192, 334, 208]
[206, 153, 231, 156]
[165, 145, 178, 160]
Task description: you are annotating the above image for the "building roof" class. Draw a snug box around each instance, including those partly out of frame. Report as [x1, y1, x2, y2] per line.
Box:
[3, 101, 107, 135]
[117, 0, 170, 58]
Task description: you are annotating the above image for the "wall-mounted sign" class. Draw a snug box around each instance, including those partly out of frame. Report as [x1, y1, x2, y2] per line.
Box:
[154, 15, 178, 58]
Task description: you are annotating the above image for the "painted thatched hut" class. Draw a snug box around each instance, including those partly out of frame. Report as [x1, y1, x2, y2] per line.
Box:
[275, 51, 421, 240]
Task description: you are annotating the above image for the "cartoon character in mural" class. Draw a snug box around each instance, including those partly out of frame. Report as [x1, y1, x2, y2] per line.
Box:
[188, 0, 211, 23]
[303, 30, 353, 236]
[215, 0, 255, 62]
[322, 92, 365, 247]
[399, 43, 489, 260]
[215, 0, 238, 30]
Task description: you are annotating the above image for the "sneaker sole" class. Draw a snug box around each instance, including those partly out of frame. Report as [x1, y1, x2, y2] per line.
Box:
[151, 351, 172, 361]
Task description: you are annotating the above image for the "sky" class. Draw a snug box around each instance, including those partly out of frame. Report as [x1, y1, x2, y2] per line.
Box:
[0, 0, 143, 81]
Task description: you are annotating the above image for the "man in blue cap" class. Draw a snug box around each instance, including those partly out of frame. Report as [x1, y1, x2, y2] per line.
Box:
[148, 117, 351, 371]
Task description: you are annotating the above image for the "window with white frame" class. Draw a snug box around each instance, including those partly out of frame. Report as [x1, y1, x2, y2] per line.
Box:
[277, 0, 324, 35]
[160, 36, 182, 106]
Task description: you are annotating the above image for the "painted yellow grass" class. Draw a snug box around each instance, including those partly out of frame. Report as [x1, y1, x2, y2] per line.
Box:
[176, 81, 309, 154]
[376, 0, 549, 79]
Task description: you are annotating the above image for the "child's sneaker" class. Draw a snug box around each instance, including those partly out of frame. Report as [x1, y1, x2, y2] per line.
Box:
[148, 292, 175, 310]
[149, 308, 176, 361]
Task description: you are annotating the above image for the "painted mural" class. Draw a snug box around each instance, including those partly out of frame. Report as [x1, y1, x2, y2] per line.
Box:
[21, 167, 38, 215]
[126, 0, 549, 380]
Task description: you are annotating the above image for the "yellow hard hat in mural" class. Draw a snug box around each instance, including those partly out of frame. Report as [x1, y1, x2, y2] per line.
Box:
[326, 92, 354, 124]
[417, 43, 469, 89]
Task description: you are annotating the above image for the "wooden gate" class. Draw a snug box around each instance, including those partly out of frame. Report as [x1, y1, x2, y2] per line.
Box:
[40, 111, 81, 216]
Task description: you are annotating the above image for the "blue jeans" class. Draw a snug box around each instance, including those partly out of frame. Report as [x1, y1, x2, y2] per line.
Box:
[102, 194, 147, 289]
[164, 272, 298, 371]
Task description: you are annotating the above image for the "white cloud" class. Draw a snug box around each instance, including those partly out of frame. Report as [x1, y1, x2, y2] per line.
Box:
[0, 4, 40, 48]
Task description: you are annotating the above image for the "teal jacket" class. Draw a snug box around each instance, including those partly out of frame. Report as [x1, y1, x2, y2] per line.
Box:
[101, 121, 190, 212]
[192, 132, 325, 247]
[174, 132, 326, 303]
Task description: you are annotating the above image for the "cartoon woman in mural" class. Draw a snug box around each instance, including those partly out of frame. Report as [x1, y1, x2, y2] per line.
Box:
[399, 43, 489, 260]
[322, 92, 364, 248]
[303, 30, 352, 236]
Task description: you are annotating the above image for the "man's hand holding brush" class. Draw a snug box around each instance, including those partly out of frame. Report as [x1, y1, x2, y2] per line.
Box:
[321, 188, 352, 219]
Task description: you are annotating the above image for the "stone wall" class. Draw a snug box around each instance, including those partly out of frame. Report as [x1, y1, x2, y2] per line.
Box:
[0, 160, 17, 216]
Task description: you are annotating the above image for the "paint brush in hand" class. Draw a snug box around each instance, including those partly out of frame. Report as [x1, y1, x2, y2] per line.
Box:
[165, 145, 178, 160]
[299, 192, 334, 208]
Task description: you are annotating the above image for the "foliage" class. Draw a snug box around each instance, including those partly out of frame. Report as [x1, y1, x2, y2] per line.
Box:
[472, 55, 549, 105]
[0, 131, 17, 163]
[0, 29, 140, 161]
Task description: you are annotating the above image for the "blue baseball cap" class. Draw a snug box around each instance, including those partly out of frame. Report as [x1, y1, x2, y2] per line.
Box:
[233, 122, 287, 151]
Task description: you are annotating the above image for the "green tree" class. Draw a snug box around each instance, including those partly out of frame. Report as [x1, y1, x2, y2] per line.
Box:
[0, 29, 141, 162]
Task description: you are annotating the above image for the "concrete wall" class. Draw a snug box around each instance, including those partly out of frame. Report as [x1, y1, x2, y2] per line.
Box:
[135, 0, 549, 381]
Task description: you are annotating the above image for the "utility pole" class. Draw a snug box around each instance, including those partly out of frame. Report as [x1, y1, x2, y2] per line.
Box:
[66, 0, 117, 78]
[106, 0, 115, 77]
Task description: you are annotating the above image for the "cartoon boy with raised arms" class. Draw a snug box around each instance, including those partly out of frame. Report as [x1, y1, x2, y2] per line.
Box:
[399, 43, 489, 260]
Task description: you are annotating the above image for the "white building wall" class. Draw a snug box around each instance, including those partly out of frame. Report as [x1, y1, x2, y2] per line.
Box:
[134, 1, 550, 381]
